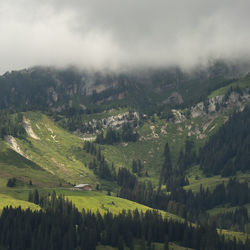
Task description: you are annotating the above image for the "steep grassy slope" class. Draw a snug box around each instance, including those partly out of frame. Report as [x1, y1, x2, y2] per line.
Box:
[0, 139, 61, 187]
[13, 111, 98, 186]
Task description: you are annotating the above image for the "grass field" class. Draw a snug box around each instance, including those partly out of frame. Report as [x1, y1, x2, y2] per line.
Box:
[185, 166, 250, 192]
[0, 186, 182, 222]
[0, 184, 183, 221]
[67, 191, 153, 214]
[0, 193, 40, 212]
[0, 186, 181, 220]
[42, 189, 181, 220]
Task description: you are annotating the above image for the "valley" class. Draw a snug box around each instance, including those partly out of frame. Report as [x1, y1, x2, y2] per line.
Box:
[2, 0, 250, 248]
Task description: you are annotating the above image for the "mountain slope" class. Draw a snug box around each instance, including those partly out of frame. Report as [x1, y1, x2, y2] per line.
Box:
[0, 139, 62, 187]
[10, 111, 99, 186]
[1, 72, 250, 190]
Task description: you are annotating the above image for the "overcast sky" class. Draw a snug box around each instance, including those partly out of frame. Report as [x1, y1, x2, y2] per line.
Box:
[0, 0, 250, 74]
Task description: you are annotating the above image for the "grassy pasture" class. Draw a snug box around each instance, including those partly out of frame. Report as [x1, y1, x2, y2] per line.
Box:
[0, 193, 40, 212]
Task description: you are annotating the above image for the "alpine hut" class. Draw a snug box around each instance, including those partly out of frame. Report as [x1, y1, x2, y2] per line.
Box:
[74, 184, 93, 191]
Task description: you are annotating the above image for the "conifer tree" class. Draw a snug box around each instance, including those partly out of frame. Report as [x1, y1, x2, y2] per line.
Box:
[161, 143, 172, 186]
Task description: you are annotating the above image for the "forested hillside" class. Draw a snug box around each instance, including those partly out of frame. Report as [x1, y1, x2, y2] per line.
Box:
[0, 65, 250, 249]
[0, 62, 245, 114]
[2, 0, 250, 248]
[199, 106, 250, 176]
[0, 111, 26, 138]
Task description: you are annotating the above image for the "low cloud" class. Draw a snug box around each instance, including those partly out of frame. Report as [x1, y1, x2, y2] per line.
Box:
[1, 0, 250, 74]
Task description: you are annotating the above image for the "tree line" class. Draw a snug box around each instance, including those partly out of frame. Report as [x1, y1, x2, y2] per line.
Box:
[84, 142, 116, 181]
[118, 173, 250, 232]
[209, 207, 248, 233]
[95, 123, 138, 145]
[84, 142, 148, 182]
[0, 190, 248, 250]
[199, 105, 250, 176]
[0, 111, 26, 139]
[160, 141, 196, 190]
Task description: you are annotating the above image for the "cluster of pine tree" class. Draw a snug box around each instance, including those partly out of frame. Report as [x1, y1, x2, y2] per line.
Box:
[95, 123, 138, 145]
[160, 142, 193, 190]
[132, 159, 144, 176]
[0, 111, 26, 138]
[59, 114, 99, 134]
[166, 179, 250, 222]
[199, 106, 250, 176]
[84, 141, 99, 155]
[84, 142, 147, 183]
[0, 69, 55, 110]
[84, 138, 250, 233]
[6, 178, 17, 187]
[209, 207, 248, 232]
[119, 173, 250, 231]
[84, 142, 116, 181]
[1, 190, 249, 250]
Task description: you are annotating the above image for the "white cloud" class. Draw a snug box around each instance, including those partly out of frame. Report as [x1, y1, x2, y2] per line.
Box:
[0, 0, 250, 73]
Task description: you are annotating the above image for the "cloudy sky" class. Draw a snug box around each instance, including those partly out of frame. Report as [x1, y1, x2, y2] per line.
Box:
[0, 0, 250, 74]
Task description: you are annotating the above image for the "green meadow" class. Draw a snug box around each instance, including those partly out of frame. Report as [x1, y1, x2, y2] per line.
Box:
[0, 193, 40, 212]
